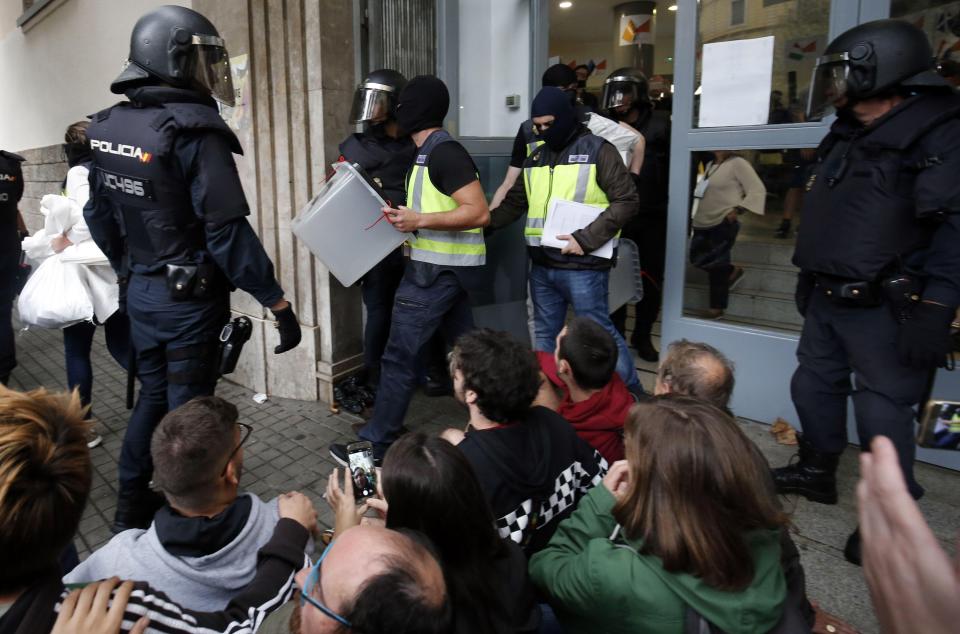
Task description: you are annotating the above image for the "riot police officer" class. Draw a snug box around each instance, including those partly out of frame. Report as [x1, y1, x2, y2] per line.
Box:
[338, 69, 416, 395]
[603, 68, 671, 362]
[84, 6, 301, 531]
[0, 150, 26, 385]
[772, 20, 960, 565]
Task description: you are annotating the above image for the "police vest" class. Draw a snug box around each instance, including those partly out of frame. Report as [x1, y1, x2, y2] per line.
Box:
[86, 99, 243, 268]
[406, 130, 485, 267]
[339, 131, 416, 206]
[0, 151, 24, 256]
[523, 133, 611, 248]
[794, 94, 960, 281]
[520, 119, 544, 157]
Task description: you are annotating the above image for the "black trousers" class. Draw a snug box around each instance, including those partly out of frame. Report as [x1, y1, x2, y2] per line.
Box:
[792, 291, 928, 499]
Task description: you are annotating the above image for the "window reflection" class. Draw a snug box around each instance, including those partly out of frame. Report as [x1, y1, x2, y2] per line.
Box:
[683, 148, 814, 332]
[696, 0, 832, 126]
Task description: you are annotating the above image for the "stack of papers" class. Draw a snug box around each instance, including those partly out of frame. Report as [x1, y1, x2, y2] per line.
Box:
[540, 199, 615, 259]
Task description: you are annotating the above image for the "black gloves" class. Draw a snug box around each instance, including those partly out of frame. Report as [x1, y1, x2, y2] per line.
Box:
[897, 301, 954, 369]
[272, 304, 302, 354]
[795, 272, 816, 317]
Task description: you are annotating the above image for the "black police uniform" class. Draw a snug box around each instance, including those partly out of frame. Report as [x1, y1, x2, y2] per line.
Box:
[84, 86, 287, 521]
[791, 93, 960, 499]
[0, 151, 25, 384]
[338, 127, 415, 385]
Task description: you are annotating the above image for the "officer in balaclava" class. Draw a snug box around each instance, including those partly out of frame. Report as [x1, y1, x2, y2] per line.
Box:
[771, 19, 960, 566]
[602, 68, 671, 363]
[0, 150, 26, 386]
[83, 5, 301, 532]
[330, 76, 490, 464]
[336, 70, 416, 405]
[491, 63, 586, 208]
[489, 86, 642, 396]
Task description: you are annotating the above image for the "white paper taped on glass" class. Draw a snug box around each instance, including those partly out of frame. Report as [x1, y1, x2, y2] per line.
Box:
[541, 199, 615, 259]
[698, 36, 775, 128]
[292, 161, 408, 287]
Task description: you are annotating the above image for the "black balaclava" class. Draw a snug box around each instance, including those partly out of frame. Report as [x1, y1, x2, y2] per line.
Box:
[531, 87, 578, 151]
[395, 75, 450, 134]
[541, 63, 577, 89]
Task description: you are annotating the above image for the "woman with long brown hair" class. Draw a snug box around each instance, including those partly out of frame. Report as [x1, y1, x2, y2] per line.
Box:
[530, 395, 789, 633]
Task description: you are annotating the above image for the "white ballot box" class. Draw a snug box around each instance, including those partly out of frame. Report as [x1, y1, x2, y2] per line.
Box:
[541, 199, 615, 259]
[292, 161, 408, 287]
[608, 238, 643, 313]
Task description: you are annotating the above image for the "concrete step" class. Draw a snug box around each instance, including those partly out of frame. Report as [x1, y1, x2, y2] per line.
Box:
[730, 237, 795, 268]
[684, 283, 804, 329]
[686, 262, 798, 295]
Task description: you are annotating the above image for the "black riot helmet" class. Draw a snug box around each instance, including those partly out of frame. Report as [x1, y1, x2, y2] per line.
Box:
[350, 69, 408, 124]
[601, 67, 651, 116]
[807, 19, 949, 119]
[111, 5, 235, 106]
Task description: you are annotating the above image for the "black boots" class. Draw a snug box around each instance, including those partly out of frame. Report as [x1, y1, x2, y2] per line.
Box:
[633, 333, 659, 363]
[772, 433, 840, 505]
[112, 483, 165, 534]
[775, 218, 792, 239]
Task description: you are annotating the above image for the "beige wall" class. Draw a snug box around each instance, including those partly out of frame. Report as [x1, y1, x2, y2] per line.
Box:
[192, 0, 361, 402]
[0, 0, 190, 153]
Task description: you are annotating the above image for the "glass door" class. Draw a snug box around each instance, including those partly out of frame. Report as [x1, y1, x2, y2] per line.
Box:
[666, 0, 958, 469]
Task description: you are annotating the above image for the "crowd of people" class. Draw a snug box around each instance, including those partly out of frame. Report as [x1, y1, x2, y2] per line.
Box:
[0, 5, 958, 634]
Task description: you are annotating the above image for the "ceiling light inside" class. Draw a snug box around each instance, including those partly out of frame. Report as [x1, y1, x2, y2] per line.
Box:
[668, 4, 678, 10]
[559, 1, 573, 8]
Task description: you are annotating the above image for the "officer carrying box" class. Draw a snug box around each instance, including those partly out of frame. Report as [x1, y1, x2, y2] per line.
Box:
[84, 6, 301, 531]
[772, 20, 960, 565]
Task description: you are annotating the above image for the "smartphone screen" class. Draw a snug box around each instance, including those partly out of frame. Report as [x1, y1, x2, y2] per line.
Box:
[918, 400, 960, 450]
[347, 442, 377, 501]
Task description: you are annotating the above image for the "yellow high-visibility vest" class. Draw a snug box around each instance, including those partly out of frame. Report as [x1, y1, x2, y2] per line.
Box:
[523, 133, 611, 247]
[406, 130, 485, 266]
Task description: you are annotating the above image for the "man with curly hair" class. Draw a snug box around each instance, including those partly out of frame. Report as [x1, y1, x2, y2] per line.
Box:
[440, 330, 606, 556]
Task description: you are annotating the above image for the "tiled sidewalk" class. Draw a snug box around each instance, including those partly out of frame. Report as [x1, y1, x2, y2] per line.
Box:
[8, 320, 960, 633]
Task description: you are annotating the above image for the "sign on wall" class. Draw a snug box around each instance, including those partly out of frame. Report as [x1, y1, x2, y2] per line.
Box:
[619, 14, 653, 46]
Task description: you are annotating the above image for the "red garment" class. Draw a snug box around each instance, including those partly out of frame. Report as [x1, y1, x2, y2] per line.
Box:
[537, 351, 630, 463]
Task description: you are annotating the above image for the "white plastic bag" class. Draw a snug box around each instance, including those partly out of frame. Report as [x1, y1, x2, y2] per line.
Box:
[17, 257, 93, 328]
[586, 113, 640, 167]
[77, 263, 119, 323]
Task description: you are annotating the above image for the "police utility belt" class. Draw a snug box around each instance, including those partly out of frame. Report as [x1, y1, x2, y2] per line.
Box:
[814, 273, 922, 322]
[161, 262, 252, 376]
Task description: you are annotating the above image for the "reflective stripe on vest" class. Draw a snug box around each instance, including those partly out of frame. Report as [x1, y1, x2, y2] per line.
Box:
[523, 134, 612, 247]
[521, 119, 544, 157]
[406, 130, 486, 267]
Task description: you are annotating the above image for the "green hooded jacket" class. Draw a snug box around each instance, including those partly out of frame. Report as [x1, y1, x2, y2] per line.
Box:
[529, 485, 786, 634]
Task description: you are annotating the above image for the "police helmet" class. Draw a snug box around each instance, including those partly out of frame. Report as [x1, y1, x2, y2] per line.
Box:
[601, 68, 651, 114]
[112, 5, 236, 106]
[807, 19, 949, 119]
[350, 69, 408, 124]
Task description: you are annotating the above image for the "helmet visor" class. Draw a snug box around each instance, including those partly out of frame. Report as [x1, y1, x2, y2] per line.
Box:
[350, 85, 395, 124]
[807, 54, 850, 120]
[185, 35, 235, 107]
[602, 84, 637, 111]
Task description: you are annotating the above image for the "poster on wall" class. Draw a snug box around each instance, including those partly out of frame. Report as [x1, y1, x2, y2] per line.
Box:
[699, 36, 774, 128]
[784, 37, 824, 65]
[619, 14, 653, 46]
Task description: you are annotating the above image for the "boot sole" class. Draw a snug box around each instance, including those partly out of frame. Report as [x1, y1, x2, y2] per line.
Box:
[776, 485, 838, 505]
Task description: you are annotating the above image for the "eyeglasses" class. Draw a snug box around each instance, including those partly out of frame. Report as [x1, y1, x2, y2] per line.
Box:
[219, 422, 253, 477]
[300, 540, 352, 627]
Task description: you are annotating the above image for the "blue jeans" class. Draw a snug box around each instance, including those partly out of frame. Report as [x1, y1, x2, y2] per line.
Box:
[0, 260, 17, 382]
[529, 264, 640, 390]
[120, 273, 228, 488]
[63, 312, 130, 413]
[360, 270, 474, 452]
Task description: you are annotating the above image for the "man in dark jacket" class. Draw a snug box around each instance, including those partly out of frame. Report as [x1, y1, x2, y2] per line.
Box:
[491, 87, 641, 394]
[0, 151, 25, 386]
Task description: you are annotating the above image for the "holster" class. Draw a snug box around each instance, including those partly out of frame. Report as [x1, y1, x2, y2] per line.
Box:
[881, 274, 923, 324]
[165, 260, 221, 301]
[814, 274, 883, 307]
[219, 316, 253, 375]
